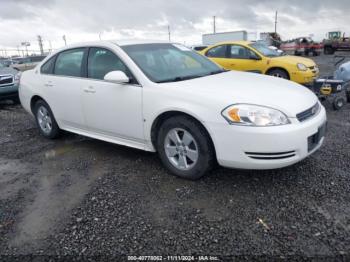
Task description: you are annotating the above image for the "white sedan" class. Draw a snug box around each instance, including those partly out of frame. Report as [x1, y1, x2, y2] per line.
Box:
[19, 40, 327, 179]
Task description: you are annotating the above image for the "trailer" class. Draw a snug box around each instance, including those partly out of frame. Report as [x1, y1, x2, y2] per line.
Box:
[202, 31, 248, 45]
[281, 37, 322, 56]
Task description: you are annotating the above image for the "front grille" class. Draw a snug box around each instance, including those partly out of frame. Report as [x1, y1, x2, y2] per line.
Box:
[309, 66, 319, 74]
[0, 75, 14, 86]
[296, 102, 320, 122]
[308, 123, 327, 152]
[245, 151, 296, 160]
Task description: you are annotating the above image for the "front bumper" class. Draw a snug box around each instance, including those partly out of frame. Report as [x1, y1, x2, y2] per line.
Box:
[291, 70, 319, 85]
[208, 106, 327, 170]
[0, 84, 19, 101]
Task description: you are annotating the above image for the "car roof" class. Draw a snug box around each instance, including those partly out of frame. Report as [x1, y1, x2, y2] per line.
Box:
[58, 40, 171, 49]
[112, 39, 170, 46]
[207, 41, 252, 46]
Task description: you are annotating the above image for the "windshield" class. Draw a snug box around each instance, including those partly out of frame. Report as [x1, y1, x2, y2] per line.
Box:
[121, 43, 225, 83]
[249, 43, 281, 57]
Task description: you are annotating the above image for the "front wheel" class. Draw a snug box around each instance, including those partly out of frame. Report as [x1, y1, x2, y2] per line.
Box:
[34, 100, 61, 139]
[157, 116, 215, 180]
[267, 69, 289, 80]
[333, 97, 345, 110]
[345, 84, 350, 103]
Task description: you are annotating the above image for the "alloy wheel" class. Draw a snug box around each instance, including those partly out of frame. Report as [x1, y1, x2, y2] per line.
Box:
[164, 128, 199, 170]
[37, 106, 53, 134]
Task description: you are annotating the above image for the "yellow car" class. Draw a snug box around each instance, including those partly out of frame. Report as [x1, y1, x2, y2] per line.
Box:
[200, 41, 319, 85]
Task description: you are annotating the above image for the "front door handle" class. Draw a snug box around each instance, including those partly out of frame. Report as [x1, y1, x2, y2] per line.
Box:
[84, 86, 96, 93]
[44, 81, 53, 87]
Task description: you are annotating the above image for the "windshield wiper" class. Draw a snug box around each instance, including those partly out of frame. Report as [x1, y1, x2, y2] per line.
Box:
[156, 70, 227, 83]
[209, 69, 227, 75]
[156, 74, 205, 83]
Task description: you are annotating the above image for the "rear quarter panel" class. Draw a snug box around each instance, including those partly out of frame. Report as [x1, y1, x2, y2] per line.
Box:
[19, 69, 42, 115]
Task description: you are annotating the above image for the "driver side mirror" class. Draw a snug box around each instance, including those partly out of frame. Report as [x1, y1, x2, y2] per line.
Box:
[104, 71, 129, 84]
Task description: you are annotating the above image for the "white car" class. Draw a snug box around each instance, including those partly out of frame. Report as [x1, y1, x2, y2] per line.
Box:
[19, 40, 327, 180]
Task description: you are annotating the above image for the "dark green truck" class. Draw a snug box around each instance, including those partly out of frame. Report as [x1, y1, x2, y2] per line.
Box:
[0, 62, 21, 103]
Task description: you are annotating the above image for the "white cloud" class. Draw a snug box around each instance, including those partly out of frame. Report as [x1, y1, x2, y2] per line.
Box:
[0, 0, 349, 56]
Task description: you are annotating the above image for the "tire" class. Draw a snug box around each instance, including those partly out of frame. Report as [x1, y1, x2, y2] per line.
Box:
[156, 115, 215, 180]
[324, 46, 334, 55]
[345, 84, 350, 103]
[333, 97, 345, 110]
[12, 96, 20, 104]
[34, 100, 60, 139]
[267, 69, 289, 80]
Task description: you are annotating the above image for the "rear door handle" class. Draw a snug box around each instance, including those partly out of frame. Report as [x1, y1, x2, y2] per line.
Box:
[84, 86, 96, 93]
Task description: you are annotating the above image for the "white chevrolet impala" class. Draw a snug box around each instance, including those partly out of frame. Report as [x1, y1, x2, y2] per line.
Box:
[19, 40, 327, 179]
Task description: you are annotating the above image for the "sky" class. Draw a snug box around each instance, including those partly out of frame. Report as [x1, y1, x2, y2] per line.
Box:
[0, 0, 349, 55]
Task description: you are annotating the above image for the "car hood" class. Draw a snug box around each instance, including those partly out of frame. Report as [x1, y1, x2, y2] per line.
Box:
[271, 55, 316, 67]
[335, 61, 350, 82]
[0, 67, 18, 75]
[162, 71, 318, 117]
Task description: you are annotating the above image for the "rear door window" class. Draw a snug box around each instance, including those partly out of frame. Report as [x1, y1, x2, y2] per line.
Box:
[41, 56, 56, 74]
[54, 48, 85, 77]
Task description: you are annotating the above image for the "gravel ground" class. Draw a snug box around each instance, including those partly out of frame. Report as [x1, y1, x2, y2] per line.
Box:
[0, 54, 350, 260]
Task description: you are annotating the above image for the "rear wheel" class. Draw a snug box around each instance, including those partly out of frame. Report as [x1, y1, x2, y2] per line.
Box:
[267, 69, 289, 80]
[324, 46, 334, 55]
[34, 100, 60, 139]
[157, 116, 215, 180]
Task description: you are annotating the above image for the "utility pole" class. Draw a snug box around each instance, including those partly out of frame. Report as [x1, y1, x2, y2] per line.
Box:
[21, 42, 30, 57]
[274, 11, 278, 33]
[49, 40, 52, 53]
[37, 35, 44, 55]
[62, 35, 67, 46]
[213, 16, 216, 33]
[168, 25, 171, 42]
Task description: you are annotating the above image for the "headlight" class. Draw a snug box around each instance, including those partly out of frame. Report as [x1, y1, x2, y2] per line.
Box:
[297, 63, 307, 71]
[221, 104, 290, 126]
[14, 72, 22, 83]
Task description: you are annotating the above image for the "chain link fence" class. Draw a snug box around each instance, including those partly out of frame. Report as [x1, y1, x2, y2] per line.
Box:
[0, 48, 54, 59]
